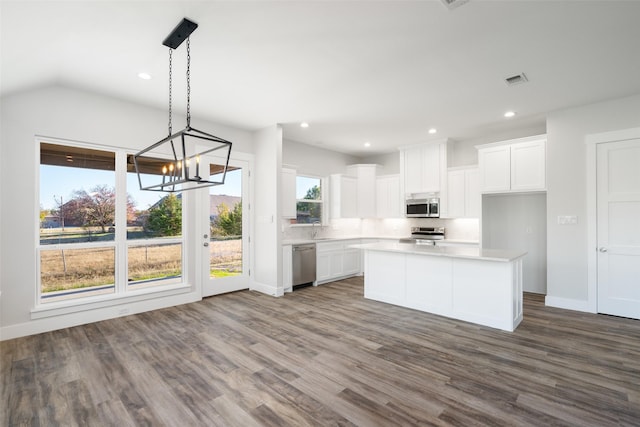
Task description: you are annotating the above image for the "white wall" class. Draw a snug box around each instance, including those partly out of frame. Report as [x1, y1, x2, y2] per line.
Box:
[546, 93, 640, 308]
[252, 125, 283, 296]
[283, 139, 360, 176]
[0, 85, 255, 339]
[360, 152, 399, 175]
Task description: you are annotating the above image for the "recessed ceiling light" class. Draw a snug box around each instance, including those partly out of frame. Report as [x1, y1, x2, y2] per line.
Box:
[138, 72, 152, 80]
[300, 122, 309, 128]
[504, 111, 516, 118]
[428, 128, 437, 134]
[364, 142, 371, 147]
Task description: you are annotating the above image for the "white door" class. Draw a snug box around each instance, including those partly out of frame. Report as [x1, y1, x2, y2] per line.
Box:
[201, 157, 250, 297]
[597, 139, 640, 318]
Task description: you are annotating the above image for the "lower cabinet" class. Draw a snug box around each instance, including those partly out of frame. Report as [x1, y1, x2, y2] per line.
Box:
[316, 239, 362, 284]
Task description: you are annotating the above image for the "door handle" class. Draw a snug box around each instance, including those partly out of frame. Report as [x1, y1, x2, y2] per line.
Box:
[599, 247, 607, 253]
[203, 242, 209, 247]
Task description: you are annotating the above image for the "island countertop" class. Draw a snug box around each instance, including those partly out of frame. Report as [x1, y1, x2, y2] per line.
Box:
[351, 242, 526, 262]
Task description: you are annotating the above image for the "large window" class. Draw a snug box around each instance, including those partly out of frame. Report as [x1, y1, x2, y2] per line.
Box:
[295, 175, 323, 224]
[38, 142, 184, 304]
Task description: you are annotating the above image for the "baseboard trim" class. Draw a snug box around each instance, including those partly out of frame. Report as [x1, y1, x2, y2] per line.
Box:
[250, 281, 283, 297]
[545, 295, 595, 313]
[1, 292, 201, 341]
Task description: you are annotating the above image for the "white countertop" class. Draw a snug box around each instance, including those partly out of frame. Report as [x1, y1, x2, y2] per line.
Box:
[282, 236, 479, 246]
[282, 236, 398, 245]
[351, 241, 526, 262]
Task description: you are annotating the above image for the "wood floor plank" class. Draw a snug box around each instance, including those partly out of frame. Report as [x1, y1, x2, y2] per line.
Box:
[3, 276, 640, 426]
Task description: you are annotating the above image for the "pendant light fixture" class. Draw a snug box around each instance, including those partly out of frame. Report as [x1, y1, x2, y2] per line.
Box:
[134, 18, 232, 192]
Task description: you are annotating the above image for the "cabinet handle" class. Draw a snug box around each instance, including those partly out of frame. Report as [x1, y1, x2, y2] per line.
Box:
[598, 247, 607, 253]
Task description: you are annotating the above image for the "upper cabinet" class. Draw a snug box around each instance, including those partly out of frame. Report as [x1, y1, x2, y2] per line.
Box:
[346, 164, 379, 217]
[477, 135, 546, 194]
[376, 175, 401, 218]
[330, 174, 357, 218]
[281, 168, 297, 219]
[330, 165, 379, 219]
[447, 167, 480, 218]
[400, 140, 448, 196]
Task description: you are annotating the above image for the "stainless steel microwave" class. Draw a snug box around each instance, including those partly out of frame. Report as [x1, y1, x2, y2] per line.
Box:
[405, 198, 440, 218]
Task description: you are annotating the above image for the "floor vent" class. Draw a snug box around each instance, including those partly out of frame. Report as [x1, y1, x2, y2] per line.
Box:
[505, 73, 529, 86]
[441, 0, 470, 10]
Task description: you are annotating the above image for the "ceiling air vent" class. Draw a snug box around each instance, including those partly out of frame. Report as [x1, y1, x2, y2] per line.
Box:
[505, 73, 529, 86]
[441, 0, 470, 10]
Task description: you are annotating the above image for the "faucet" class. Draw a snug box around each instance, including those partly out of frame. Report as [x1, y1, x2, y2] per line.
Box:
[311, 220, 321, 239]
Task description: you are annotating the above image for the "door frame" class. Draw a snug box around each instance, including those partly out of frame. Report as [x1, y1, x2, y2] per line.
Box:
[585, 126, 640, 313]
[197, 150, 254, 298]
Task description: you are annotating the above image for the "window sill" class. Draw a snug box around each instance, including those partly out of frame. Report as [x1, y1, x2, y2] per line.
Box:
[31, 282, 192, 320]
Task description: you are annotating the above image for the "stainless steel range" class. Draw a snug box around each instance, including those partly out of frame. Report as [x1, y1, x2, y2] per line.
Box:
[399, 227, 445, 245]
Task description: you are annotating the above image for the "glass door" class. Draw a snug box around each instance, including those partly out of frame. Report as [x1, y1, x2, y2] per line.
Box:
[201, 156, 250, 297]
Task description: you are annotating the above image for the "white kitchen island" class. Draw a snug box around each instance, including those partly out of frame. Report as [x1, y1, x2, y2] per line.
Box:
[352, 242, 526, 332]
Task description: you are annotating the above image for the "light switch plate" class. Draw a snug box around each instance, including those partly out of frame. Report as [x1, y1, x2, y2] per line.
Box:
[557, 215, 578, 225]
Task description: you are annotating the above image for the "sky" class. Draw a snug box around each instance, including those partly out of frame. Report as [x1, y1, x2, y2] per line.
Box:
[40, 165, 242, 211]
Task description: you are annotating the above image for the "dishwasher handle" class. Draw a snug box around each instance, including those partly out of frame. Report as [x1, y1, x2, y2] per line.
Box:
[293, 246, 315, 252]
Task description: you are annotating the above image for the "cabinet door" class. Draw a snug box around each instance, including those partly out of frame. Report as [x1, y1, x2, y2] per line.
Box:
[343, 249, 361, 276]
[376, 176, 401, 218]
[511, 140, 546, 191]
[281, 168, 297, 219]
[447, 170, 466, 218]
[403, 147, 424, 195]
[376, 178, 388, 218]
[422, 143, 441, 192]
[316, 252, 331, 282]
[465, 168, 481, 218]
[330, 175, 357, 218]
[354, 165, 377, 218]
[479, 146, 511, 193]
[329, 252, 343, 277]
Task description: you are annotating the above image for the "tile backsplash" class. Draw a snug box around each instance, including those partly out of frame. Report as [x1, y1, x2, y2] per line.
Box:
[282, 217, 479, 242]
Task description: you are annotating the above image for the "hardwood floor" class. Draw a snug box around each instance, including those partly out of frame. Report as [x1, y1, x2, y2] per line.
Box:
[2, 277, 640, 426]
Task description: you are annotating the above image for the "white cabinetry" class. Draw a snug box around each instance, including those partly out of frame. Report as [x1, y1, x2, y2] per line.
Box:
[316, 239, 361, 284]
[329, 174, 357, 218]
[330, 165, 379, 219]
[282, 245, 293, 292]
[346, 164, 378, 218]
[400, 140, 448, 196]
[477, 136, 546, 194]
[447, 167, 480, 218]
[281, 168, 297, 219]
[376, 175, 401, 218]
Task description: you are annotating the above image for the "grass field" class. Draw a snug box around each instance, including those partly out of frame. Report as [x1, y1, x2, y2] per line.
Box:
[40, 239, 242, 294]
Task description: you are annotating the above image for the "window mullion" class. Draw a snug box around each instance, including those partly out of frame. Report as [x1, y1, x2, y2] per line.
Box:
[115, 151, 128, 294]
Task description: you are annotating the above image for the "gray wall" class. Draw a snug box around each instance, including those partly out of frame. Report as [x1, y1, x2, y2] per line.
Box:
[546, 92, 640, 303]
[482, 193, 547, 294]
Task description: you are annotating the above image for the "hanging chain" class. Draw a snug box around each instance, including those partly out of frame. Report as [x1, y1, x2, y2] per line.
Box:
[186, 36, 191, 128]
[168, 47, 173, 136]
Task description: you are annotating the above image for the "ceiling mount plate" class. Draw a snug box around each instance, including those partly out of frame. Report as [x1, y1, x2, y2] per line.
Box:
[162, 18, 198, 49]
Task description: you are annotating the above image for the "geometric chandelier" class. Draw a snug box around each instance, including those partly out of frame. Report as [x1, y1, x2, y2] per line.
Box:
[134, 18, 232, 192]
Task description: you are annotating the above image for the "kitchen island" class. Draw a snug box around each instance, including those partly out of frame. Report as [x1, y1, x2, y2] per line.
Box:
[351, 242, 526, 332]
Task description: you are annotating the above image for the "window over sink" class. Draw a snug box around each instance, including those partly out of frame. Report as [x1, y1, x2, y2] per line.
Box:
[292, 175, 325, 225]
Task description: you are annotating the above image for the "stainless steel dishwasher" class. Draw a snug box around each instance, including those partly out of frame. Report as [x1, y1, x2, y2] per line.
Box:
[292, 243, 316, 288]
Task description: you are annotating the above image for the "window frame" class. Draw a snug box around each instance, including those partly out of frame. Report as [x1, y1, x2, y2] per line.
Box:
[34, 137, 190, 316]
[291, 174, 327, 226]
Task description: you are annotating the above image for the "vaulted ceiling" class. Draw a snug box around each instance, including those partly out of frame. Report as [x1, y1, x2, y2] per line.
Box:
[2, 1, 640, 155]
